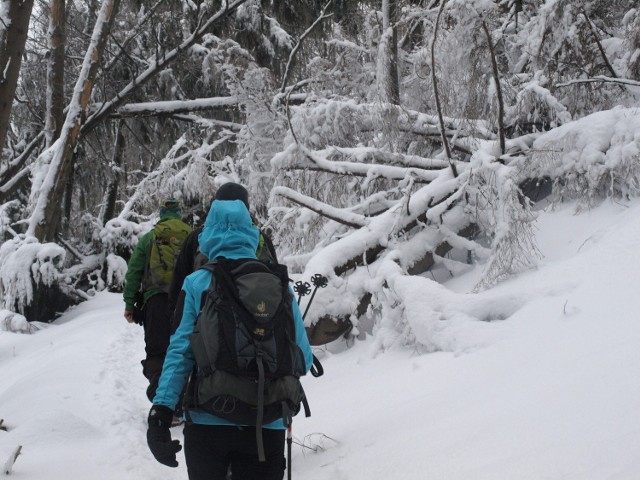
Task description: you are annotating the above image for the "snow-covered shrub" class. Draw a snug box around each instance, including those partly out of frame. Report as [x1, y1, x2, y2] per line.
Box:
[0, 200, 21, 239]
[100, 217, 147, 260]
[529, 108, 640, 207]
[105, 253, 128, 291]
[0, 236, 65, 315]
[0, 309, 41, 333]
[468, 150, 541, 291]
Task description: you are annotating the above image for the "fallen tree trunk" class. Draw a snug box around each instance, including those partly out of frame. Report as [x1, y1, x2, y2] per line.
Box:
[306, 222, 480, 345]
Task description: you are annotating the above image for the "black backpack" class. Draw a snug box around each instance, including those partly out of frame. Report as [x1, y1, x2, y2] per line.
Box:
[186, 258, 310, 461]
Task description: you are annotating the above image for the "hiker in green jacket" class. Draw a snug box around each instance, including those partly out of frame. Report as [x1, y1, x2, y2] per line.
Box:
[123, 198, 192, 404]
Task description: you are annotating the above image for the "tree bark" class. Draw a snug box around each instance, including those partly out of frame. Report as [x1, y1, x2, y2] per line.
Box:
[482, 20, 506, 156]
[46, 0, 66, 148]
[0, 0, 35, 154]
[431, 0, 457, 176]
[377, 0, 400, 105]
[101, 119, 125, 223]
[333, 188, 464, 277]
[28, 0, 121, 242]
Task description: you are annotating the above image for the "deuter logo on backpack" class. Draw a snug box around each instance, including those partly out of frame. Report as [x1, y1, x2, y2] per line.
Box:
[255, 301, 268, 317]
[187, 258, 309, 425]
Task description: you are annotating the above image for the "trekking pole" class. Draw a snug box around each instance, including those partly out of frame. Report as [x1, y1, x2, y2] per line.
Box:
[295, 276, 326, 378]
[287, 424, 293, 480]
[293, 280, 311, 305]
[302, 274, 328, 320]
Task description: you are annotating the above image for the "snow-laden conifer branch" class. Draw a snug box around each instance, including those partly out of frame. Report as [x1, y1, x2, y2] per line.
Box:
[556, 76, 640, 88]
[81, 0, 251, 136]
[271, 144, 452, 184]
[280, 1, 333, 94]
[472, 169, 540, 292]
[0, 132, 43, 182]
[0, 132, 44, 202]
[286, 100, 494, 160]
[168, 114, 244, 131]
[272, 186, 367, 229]
[0, 166, 29, 200]
[294, 169, 468, 280]
[316, 147, 455, 170]
[0, 236, 65, 314]
[526, 108, 640, 204]
[108, 96, 240, 118]
[117, 123, 240, 220]
[101, 0, 166, 72]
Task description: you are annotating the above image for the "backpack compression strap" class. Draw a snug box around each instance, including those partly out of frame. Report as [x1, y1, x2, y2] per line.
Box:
[256, 353, 266, 462]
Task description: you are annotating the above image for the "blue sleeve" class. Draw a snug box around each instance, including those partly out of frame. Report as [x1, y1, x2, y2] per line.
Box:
[290, 289, 313, 373]
[152, 273, 205, 409]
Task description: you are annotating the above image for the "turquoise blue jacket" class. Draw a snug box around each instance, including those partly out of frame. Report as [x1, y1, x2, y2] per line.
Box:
[153, 200, 313, 429]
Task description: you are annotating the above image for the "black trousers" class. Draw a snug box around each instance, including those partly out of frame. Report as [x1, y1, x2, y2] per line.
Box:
[184, 423, 286, 480]
[141, 293, 172, 402]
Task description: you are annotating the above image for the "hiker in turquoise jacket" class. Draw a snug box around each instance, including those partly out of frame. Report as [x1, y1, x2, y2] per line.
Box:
[147, 199, 313, 480]
[123, 198, 191, 403]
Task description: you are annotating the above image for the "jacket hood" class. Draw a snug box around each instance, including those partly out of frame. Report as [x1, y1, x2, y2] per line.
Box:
[158, 211, 182, 223]
[198, 200, 259, 260]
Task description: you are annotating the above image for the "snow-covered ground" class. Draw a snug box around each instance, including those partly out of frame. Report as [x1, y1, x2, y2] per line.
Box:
[2, 198, 640, 479]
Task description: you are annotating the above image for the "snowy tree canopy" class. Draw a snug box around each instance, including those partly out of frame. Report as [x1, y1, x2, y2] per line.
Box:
[0, 0, 638, 356]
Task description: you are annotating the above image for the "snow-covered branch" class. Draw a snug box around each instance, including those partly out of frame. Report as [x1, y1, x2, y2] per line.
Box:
[280, 1, 333, 94]
[272, 186, 368, 228]
[316, 146, 457, 170]
[107, 96, 240, 118]
[81, 0, 251, 136]
[272, 144, 454, 184]
[556, 76, 640, 88]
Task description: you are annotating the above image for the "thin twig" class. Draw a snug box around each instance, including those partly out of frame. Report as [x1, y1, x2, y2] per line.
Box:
[481, 20, 506, 156]
[280, 1, 334, 94]
[430, 0, 457, 177]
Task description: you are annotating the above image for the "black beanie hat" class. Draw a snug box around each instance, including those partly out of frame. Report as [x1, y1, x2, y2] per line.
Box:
[214, 182, 250, 210]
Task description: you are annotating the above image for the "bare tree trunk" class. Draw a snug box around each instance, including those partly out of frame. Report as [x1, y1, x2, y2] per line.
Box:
[481, 21, 506, 156]
[101, 119, 125, 223]
[0, 0, 35, 155]
[377, 0, 400, 104]
[628, 13, 640, 80]
[431, 0, 457, 177]
[63, 167, 74, 226]
[46, 0, 66, 148]
[28, 0, 121, 242]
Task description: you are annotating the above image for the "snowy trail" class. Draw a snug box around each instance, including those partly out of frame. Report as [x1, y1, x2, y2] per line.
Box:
[3, 200, 640, 479]
[0, 293, 188, 479]
[92, 315, 178, 478]
[86, 303, 190, 479]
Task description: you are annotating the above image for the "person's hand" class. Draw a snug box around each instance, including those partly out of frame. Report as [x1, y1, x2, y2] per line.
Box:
[124, 310, 134, 323]
[147, 405, 182, 467]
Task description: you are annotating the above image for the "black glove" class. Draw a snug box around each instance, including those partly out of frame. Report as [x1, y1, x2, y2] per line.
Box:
[147, 405, 182, 467]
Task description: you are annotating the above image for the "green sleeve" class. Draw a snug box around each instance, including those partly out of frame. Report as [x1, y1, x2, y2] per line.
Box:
[123, 231, 152, 310]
